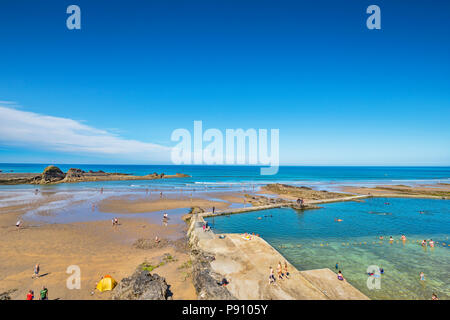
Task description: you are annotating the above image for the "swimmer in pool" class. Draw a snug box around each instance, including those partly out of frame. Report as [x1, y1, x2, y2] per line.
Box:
[335, 218, 343, 222]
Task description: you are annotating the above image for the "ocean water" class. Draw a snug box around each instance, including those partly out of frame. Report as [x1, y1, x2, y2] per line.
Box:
[205, 197, 450, 300]
[1, 164, 449, 192]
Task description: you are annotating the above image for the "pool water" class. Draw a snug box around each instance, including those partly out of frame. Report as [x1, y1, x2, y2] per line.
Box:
[206, 197, 450, 300]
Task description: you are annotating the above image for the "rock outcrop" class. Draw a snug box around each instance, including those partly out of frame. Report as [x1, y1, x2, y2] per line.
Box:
[187, 215, 236, 300]
[112, 270, 172, 300]
[65, 168, 85, 178]
[34, 165, 66, 184]
[191, 249, 236, 300]
[0, 289, 17, 300]
[262, 183, 350, 201]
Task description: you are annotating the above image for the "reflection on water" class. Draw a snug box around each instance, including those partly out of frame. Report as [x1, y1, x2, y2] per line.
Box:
[206, 197, 450, 300]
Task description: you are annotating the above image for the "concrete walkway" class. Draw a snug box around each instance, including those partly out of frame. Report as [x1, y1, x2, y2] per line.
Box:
[199, 194, 370, 219]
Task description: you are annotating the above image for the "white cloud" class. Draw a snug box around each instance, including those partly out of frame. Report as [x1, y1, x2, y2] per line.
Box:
[0, 105, 171, 161]
[0, 101, 18, 105]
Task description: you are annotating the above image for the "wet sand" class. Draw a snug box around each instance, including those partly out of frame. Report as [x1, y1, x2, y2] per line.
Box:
[98, 194, 231, 214]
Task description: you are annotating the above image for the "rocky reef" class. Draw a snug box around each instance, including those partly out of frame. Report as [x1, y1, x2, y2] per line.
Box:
[0, 165, 190, 185]
[262, 183, 350, 200]
[112, 270, 172, 300]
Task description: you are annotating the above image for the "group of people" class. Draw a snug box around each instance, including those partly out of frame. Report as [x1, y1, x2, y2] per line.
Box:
[26, 263, 48, 300]
[378, 235, 437, 248]
[269, 261, 289, 284]
[202, 221, 211, 232]
[26, 286, 48, 300]
[421, 239, 435, 247]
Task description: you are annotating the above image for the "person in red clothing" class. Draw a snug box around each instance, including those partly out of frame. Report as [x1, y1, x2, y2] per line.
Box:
[26, 290, 34, 300]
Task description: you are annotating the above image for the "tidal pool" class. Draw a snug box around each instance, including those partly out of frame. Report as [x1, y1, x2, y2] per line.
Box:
[206, 197, 450, 300]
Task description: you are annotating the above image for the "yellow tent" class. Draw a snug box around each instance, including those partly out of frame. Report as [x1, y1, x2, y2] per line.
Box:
[96, 275, 117, 292]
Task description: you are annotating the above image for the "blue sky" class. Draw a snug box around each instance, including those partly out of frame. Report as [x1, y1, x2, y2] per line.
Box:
[0, 0, 449, 165]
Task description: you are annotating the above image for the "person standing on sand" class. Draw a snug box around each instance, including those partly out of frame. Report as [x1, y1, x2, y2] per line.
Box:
[212, 206, 215, 214]
[277, 262, 283, 280]
[32, 263, 40, 279]
[284, 262, 289, 278]
[160, 191, 163, 199]
[26, 290, 34, 300]
[269, 267, 275, 284]
[39, 286, 48, 300]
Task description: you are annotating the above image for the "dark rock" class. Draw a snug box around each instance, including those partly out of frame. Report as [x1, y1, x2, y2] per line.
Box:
[0, 289, 17, 300]
[65, 168, 85, 178]
[191, 251, 236, 300]
[133, 238, 170, 249]
[112, 270, 171, 300]
[40, 165, 65, 183]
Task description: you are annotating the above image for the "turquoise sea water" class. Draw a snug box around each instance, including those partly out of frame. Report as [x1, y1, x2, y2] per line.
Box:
[1, 164, 449, 192]
[206, 197, 450, 300]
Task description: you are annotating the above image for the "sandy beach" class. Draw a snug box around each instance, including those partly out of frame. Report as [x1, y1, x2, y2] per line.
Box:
[98, 194, 231, 214]
[0, 193, 198, 300]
